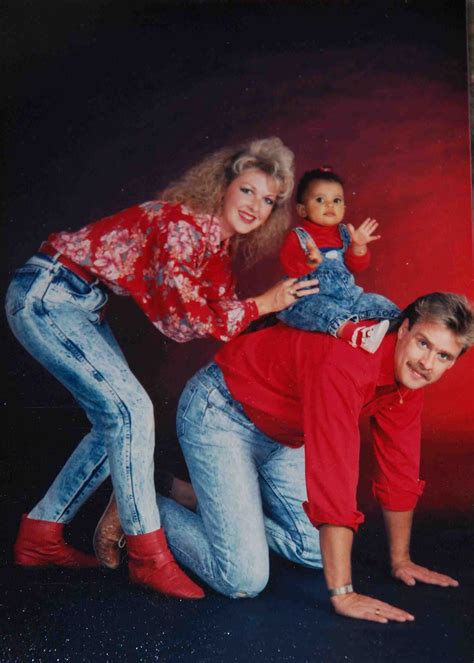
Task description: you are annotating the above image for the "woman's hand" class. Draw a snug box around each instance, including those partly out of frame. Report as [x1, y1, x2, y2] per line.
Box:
[253, 277, 319, 316]
[331, 592, 415, 624]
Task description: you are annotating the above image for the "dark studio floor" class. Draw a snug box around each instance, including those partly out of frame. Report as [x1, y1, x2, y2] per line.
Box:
[1, 505, 472, 662]
[1, 430, 473, 663]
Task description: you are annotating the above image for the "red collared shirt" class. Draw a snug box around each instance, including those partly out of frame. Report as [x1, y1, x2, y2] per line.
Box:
[49, 201, 259, 342]
[280, 220, 370, 277]
[215, 325, 425, 532]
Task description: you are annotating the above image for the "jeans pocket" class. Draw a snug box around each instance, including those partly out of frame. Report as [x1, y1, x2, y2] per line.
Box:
[178, 382, 201, 428]
[5, 267, 40, 317]
[207, 387, 256, 430]
[50, 267, 95, 299]
[45, 270, 108, 316]
[180, 382, 226, 434]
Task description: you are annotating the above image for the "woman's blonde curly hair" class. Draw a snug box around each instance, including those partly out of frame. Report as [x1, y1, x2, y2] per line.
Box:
[159, 137, 295, 267]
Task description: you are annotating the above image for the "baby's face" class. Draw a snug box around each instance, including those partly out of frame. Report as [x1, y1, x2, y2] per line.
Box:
[297, 180, 345, 227]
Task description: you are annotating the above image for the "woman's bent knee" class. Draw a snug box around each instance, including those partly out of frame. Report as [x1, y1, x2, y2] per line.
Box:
[102, 384, 154, 428]
[132, 390, 154, 429]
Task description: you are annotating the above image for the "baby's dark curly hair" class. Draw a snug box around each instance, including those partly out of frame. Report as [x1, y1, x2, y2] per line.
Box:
[296, 167, 344, 204]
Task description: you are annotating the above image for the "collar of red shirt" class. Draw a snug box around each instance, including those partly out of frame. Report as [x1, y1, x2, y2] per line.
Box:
[300, 219, 343, 242]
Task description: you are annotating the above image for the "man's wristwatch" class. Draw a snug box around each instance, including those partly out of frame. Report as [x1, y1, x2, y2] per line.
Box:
[328, 584, 354, 597]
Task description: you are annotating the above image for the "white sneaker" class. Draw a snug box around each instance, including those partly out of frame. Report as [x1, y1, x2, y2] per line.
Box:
[351, 319, 390, 354]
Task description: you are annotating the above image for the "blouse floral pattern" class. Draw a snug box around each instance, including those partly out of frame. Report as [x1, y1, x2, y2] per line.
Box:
[49, 201, 259, 342]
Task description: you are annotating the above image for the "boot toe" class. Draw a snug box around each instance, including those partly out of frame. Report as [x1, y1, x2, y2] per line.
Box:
[14, 514, 100, 569]
[126, 527, 205, 599]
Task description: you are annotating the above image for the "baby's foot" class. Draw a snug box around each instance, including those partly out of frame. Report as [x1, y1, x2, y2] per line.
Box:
[351, 319, 390, 354]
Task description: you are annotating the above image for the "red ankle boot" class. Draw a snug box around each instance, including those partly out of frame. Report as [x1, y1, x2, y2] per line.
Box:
[127, 528, 205, 599]
[14, 514, 101, 568]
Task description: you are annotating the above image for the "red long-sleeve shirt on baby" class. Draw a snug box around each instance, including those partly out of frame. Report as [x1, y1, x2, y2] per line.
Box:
[280, 220, 370, 277]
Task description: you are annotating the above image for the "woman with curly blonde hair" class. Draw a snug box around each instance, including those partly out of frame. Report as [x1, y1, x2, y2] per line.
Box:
[161, 137, 294, 268]
[6, 136, 318, 600]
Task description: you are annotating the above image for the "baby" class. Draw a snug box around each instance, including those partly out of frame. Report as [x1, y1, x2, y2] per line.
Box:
[277, 167, 400, 352]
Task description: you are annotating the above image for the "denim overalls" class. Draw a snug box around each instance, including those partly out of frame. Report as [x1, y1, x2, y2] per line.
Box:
[277, 224, 400, 335]
[5, 251, 161, 535]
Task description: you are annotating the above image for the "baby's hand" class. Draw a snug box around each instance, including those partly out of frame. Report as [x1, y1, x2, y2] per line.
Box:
[347, 218, 381, 247]
[306, 244, 323, 267]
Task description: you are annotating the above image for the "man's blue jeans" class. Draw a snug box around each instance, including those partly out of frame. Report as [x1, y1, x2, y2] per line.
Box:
[5, 253, 161, 534]
[158, 362, 322, 598]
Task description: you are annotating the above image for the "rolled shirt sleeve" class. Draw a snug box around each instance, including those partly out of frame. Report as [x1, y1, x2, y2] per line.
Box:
[370, 390, 426, 510]
[302, 362, 366, 532]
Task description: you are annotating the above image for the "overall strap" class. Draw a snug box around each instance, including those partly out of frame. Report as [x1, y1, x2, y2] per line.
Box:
[292, 226, 318, 254]
[338, 224, 351, 251]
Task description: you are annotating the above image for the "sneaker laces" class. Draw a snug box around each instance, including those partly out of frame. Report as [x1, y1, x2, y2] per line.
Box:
[350, 326, 372, 347]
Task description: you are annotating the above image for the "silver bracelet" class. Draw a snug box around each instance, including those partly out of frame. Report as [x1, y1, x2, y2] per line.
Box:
[328, 583, 354, 597]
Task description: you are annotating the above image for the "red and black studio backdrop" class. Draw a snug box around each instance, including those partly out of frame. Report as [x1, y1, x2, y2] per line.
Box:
[152, 7, 473, 515]
[4, 2, 472, 515]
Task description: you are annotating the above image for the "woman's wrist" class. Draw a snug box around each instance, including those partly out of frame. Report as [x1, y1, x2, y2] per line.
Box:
[245, 298, 261, 319]
[252, 295, 269, 316]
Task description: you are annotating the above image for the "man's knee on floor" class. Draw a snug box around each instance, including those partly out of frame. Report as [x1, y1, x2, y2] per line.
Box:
[219, 558, 270, 599]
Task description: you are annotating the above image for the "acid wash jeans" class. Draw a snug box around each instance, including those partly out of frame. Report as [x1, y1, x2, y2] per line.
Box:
[158, 362, 322, 598]
[277, 224, 400, 335]
[5, 252, 161, 535]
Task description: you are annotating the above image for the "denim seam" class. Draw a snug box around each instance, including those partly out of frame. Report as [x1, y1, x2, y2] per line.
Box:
[264, 524, 304, 549]
[166, 540, 219, 590]
[168, 464, 247, 595]
[210, 402, 257, 433]
[183, 409, 237, 587]
[42, 305, 146, 534]
[258, 467, 306, 556]
[192, 373, 257, 434]
[57, 455, 109, 522]
[169, 540, 260, 598]
[355, 309, 400, 319]
[6, 270, 41, 316]
[179, 392, 269, 595]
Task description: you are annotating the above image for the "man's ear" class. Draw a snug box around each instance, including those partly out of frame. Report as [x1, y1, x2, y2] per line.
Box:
[296, 203, 307, 219]
[397, 318, 409, 339]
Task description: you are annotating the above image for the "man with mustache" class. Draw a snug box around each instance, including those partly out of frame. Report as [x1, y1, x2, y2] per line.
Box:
[157, 292, 473, 622]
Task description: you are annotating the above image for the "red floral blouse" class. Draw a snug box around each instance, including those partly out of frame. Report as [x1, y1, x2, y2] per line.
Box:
[49, 201, 259, 342]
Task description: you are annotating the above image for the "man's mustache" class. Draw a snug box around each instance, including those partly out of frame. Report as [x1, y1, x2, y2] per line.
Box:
[407, 362, 431, 381]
